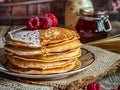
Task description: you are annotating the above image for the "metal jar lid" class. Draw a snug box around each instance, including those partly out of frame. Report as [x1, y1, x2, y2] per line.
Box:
[79, 7, 108, 20]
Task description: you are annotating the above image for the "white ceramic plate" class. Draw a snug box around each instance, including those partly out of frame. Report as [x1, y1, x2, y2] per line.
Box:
[0, 48, 94, 80]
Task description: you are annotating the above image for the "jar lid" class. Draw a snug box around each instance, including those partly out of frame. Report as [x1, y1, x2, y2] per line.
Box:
[79, 7, 107, 20]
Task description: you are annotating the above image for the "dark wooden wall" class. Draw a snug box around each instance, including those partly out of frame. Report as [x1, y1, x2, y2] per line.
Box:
[0, 0, 66, 25]
[0, 0, 120, 26]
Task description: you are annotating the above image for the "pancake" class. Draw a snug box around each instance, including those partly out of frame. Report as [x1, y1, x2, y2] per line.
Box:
[5, 39, 82, 56]
[7, 55, 76, 69]
[4, 27, 80, 48]
[5, 48, 81, 62]
[4, 59, 80, 74]
[4, 26, 82, 74]
[5, 27, 41, 48]
[40, 27, 80, 46]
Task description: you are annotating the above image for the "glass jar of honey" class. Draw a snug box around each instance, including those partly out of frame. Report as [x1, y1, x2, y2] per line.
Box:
[76, 7, 112, 43]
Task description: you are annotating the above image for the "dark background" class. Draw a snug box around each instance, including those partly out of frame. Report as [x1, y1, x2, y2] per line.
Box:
[0, 0, 120, 25]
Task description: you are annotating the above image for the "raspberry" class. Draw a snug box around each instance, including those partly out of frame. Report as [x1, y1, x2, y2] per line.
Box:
[118, 85, 120, 90]
[87, 82, 100, 90]
[40, 17, 53, 29]
[45, 13, 58, 27]
[27, 16, 40, 30]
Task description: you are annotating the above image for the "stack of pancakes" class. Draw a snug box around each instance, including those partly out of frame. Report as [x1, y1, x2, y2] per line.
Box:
[4, 27, 82, 74]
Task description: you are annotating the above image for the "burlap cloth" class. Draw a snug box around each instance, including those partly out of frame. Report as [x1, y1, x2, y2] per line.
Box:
[0, 45, 120, 90]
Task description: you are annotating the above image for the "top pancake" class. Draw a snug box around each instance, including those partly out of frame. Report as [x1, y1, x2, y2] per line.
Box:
[4, 27, 80, 48]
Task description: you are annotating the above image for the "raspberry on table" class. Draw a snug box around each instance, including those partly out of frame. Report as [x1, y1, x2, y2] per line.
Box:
[118, 84, 120, 90]
[87, 82, 100, 90]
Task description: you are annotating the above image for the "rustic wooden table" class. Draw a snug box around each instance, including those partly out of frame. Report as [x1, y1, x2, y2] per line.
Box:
[0, 23, 120, 90]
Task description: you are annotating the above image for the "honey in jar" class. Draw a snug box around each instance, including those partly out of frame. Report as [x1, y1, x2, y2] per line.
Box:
[76, 7, 112, 43]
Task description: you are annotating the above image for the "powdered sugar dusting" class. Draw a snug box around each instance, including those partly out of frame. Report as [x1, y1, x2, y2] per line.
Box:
[9, 28, 41, 47]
